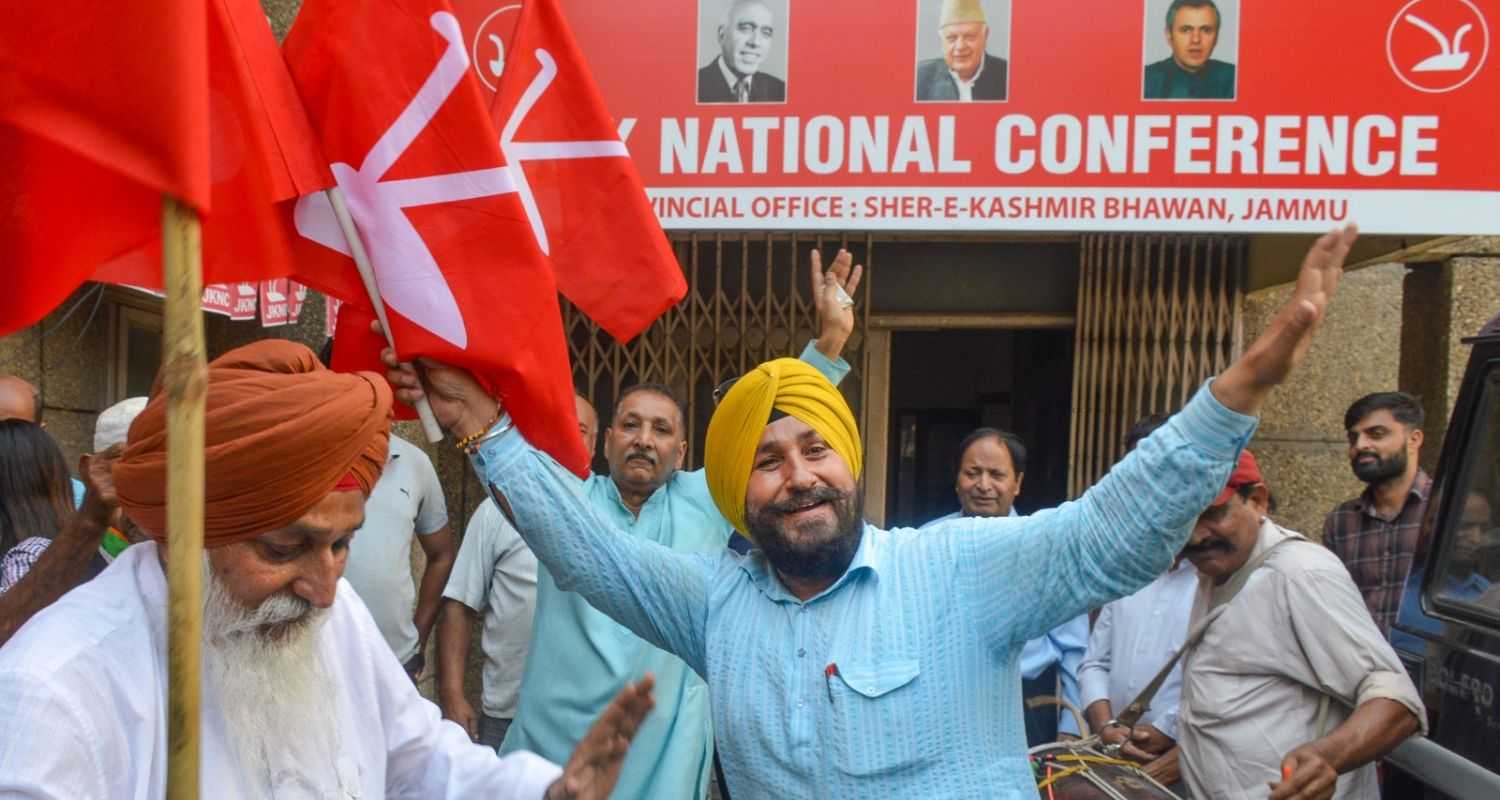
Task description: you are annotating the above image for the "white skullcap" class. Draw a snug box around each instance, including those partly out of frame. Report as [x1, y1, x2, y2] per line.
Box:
[95, 397, 148, 451]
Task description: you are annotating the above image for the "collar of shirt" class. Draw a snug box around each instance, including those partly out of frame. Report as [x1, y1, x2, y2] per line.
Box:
[947, 55, 985, 100]
[738, 522, 882, 604]
[718, 55, 748, 95]
[1353, 469, 1432, 519]
[598, 470, 674, 519]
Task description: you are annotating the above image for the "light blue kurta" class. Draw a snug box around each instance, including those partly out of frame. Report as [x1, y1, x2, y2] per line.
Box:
[922, 508, 1089, 736]
[476, 382, 1254, 798]
[499, 342, 848, 800]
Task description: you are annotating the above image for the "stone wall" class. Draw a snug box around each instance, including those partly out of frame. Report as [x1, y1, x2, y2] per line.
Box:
[1243, 263, 1407, 538]
[1246, 247, 1500, 539]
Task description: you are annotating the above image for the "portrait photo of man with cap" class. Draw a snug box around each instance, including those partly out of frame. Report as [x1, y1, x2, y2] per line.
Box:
[914, 0, 1010, 102]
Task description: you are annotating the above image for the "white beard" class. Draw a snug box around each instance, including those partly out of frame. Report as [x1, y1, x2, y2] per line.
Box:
[201, 561, 345, 795]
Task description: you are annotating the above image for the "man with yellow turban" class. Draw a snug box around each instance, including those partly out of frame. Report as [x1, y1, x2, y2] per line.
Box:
[0, 340, 653, 800]
[388, 228, 1358, 796]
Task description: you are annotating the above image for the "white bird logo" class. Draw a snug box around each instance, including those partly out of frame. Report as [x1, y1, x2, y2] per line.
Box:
[1404, 13, 1474, 72]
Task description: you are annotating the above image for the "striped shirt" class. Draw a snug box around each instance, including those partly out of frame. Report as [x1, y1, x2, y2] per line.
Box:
[0, 537, 50, 595]
[473, 383, 1256, 798]
[1322, 471, 1431, 636]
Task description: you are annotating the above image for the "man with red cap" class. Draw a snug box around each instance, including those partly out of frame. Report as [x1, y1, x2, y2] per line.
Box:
[1158, 448, 1426, 799]
[0, 340, 653, 800]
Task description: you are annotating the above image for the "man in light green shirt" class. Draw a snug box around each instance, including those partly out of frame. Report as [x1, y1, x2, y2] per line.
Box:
[499, 251, 863, 799]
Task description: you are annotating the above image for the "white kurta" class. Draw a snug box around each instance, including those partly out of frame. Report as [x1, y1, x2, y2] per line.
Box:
[0, 542, 560, 799]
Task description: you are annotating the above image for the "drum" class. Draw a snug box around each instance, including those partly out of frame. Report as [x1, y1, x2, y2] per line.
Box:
[1029, 742, 1183, 800]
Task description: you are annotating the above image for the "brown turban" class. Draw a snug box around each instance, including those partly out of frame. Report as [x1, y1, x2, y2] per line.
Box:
[114, 339, 392, 548]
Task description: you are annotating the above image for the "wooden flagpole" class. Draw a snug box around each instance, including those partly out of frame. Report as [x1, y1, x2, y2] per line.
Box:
[162, 194, 206, 800]
[324, 186, 446, 442]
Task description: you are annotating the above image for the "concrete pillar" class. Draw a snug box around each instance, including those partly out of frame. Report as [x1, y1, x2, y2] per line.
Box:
[1400, 256, 1500, 473]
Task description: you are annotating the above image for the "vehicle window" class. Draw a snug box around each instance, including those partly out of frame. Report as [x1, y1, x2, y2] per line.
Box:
[1431, 361, 1500, 626]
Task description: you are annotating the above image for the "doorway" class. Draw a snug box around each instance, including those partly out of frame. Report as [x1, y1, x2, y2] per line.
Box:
[884, 328, 1074, 528]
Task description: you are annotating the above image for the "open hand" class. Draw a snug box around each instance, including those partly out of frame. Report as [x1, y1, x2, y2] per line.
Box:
[545, 675, 656, 800]
[1269, 743, 1338, 800]
[1246, 225, 1356, 386]
[810, 248, 864, 359]
[1212, 225, 1357, 415]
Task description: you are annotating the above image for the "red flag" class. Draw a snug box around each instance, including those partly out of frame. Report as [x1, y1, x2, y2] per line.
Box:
[285, 0, 590, 476]
[0, 2, 209, 334]
[92, 0, 334, 290]
[492, 0, 686, 342]
[0, 0, 332, 336]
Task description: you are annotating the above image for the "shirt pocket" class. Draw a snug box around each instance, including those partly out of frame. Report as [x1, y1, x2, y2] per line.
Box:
[829, 658, 936, 777]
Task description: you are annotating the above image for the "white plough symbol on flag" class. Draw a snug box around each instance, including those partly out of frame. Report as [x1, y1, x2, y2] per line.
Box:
[295, 10, 629, 348]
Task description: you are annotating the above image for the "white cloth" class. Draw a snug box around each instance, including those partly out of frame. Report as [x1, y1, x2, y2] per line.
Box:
[344, 435, 450, 662]
[1078, 559, 1198, 739]
[1178, 519, 1427, 800]
[948, 56, 985, 102]
[442, 498, 538, 720]
[0, 542, 561, 799]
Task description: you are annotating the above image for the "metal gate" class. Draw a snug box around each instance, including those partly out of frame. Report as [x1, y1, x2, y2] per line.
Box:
[563, 232, 872, 468]
[1067, 234, 1247, 497]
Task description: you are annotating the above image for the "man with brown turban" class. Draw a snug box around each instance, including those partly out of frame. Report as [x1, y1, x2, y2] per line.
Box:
[0, 340, 653, 800]
[385, 227, 1364, 797]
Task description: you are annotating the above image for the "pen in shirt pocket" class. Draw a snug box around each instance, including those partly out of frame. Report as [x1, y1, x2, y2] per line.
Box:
[824, 663, 838, 703]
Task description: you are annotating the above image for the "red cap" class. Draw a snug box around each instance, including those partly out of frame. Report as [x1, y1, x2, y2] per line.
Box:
[331, 471, 363, 492]
[1212, 449, 1263, 507]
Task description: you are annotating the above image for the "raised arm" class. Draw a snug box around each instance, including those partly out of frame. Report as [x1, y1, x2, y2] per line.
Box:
[960, 226, 1357, 648]
[0, 447, 119, 646]
[470, 427, 716, 675]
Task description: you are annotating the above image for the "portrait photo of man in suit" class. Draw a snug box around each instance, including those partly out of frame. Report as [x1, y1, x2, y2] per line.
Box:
[915, 0, 1009, 102]
[1142, 0, 1238, 100]
[696, 0, 787, 104]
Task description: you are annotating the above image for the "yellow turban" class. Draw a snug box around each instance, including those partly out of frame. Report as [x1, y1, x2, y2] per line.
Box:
[704, 358, 862, 539]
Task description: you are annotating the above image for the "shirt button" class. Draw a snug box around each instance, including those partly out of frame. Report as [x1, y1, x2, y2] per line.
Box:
[797, 648, 806, 657]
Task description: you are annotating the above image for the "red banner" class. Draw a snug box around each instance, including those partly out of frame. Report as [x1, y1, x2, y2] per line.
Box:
[454, 0, 1498, 234]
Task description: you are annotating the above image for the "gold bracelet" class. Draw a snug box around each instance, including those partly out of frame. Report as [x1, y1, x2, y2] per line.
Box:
[454, 407, 503, 451]
[465, 417, 515, 454]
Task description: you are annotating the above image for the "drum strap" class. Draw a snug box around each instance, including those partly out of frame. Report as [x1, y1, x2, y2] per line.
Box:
[1116, 533, 1323, 731]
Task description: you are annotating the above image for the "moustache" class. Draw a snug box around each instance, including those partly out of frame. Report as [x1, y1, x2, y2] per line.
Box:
[764, 487, 844, 516]
[625, 449, 658, 465]
[1180, 538, 1233, 558]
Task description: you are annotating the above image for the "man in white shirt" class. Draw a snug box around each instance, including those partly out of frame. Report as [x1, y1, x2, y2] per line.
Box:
[343, 433, 456, 681]
[1079, 413, 1194, 788]
[0, 340, 651, 799]
[439, 395, 600, 748]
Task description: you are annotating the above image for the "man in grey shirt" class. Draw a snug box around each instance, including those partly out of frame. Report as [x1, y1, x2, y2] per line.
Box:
[343, 434, 456, 680]
[1165, 449, 1424, 799]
